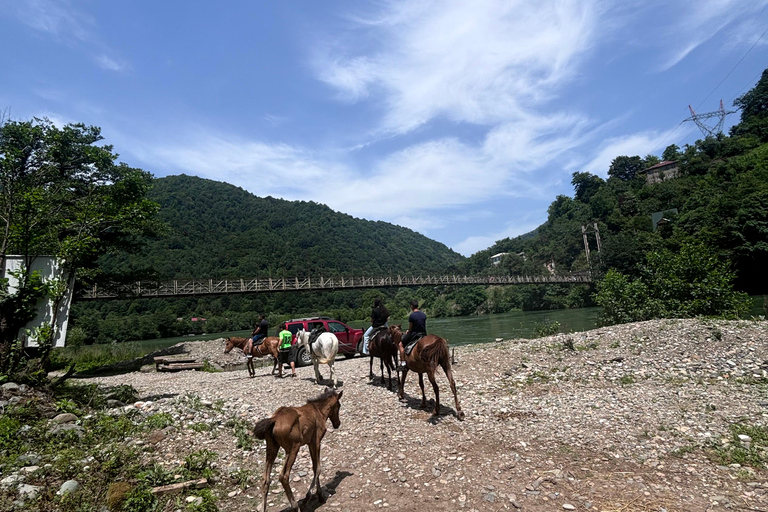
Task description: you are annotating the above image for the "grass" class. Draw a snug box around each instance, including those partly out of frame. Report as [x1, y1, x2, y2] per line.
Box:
[708, 422, 768, 469]
[0, 383, 222, 512]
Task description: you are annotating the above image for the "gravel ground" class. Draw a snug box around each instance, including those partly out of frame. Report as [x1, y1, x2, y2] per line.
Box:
[82, 318, 768, 512]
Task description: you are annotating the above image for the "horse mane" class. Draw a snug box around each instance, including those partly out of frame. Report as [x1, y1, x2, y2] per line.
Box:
[307, 388, 338, 404]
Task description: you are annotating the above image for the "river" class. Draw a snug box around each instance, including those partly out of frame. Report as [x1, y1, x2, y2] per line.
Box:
[132, 294, 766, 352]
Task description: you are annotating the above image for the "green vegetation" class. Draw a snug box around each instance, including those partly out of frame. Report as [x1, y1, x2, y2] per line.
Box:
[594, 243, 751, 324]
[467, 69, 768, 325]
[0, 384, 224, 512]
[0, 117, 161, 382]
[709, 423, 768, 469]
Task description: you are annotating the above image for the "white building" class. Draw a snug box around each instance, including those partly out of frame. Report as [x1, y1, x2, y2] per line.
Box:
[3, 256, 75, 348]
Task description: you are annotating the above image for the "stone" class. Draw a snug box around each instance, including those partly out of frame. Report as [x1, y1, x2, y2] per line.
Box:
[52, 413, 79, 424]
[57, 480, 80, 495]
[18, 484, 42, 499]
[47, 423, 85, 439]
[106, 399, 125, 408]
[563, 504, 577, 510]
[107, 482, 132, 510]
[1, 382, 20, 393]
[1, 474, 22, 488]
[148, 430, 166, 444]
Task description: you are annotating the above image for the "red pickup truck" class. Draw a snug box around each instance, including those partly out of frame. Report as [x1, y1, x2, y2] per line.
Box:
[283, 317, 364, 366]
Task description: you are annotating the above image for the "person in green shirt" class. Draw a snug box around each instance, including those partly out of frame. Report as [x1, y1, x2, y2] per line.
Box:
[277, 323, 296, 378]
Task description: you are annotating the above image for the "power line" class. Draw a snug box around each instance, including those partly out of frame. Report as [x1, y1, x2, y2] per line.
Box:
[697, 23, 768, 110]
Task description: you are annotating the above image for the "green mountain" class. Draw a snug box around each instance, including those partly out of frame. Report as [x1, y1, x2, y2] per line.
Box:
[100, 174, 464, 280]
[464, 69, 768, 295]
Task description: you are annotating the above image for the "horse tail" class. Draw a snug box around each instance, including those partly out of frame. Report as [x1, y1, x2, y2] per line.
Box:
[419, 336, 448, 369]
[253, 417, 276, 440]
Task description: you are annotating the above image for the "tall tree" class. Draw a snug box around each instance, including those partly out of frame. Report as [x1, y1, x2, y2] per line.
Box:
[0, 117, 161, 380]
[607, 155, 644, 181]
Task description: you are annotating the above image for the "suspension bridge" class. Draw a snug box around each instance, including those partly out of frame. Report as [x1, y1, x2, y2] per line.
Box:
[80, 272, 592, 299]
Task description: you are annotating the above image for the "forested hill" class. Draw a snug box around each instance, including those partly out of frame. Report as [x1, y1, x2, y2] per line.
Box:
[100, 174, 463, 280]
[462, 69, 768, 295]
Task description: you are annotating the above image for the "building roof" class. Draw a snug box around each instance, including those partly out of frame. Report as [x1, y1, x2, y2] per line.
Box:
[645, 160, 678, 172]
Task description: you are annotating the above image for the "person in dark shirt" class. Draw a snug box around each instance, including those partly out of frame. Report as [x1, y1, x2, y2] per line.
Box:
[362, 298, 390, 355]
[251, 314, 269, 345]
[399, 299, 426, 364]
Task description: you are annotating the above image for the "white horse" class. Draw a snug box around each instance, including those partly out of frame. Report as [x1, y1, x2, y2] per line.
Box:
[296, 328, 340, 387]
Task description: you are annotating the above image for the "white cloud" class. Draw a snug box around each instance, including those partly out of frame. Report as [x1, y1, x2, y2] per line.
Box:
[316, 0, 601, 133]
[4, 0, 93, 41]
[581, 131, 663, 177]
[453, 218, 545, 256]
[95, 55, 128, 73]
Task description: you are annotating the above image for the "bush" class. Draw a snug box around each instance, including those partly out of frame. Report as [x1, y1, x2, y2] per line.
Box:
[595, 242, 752, 325]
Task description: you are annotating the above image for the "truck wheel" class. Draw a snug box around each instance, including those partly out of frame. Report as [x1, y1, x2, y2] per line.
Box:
[297, 347, 312, 367]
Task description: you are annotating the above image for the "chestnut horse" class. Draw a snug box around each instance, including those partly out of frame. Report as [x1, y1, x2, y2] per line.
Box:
[224, 336, 280, 377]
[368, 326, 399, 391]
[253, 388, 343, 512]
[391, 325, 464, 420]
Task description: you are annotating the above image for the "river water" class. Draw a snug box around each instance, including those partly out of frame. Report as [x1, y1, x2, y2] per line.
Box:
[127, 295, 766, 352]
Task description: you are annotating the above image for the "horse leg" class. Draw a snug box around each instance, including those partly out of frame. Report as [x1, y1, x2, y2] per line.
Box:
[278, 444, 301, 511]
[418, 373, 427, 409]
[328, 361, 336, 388]
[247, 356, 255, 378]
[271, 347, 278, 375]
[313, 355, 322, 384]
[261, 437, 279, 512]
[384, 357, 393, 391]
[379, 357, 385, 384]
[441, 360, 465, 420]
[307, 437, 327, 503]
[426, 369, 441, 416]
[369, 355, 374, 380]
[398, 368, 409, 401]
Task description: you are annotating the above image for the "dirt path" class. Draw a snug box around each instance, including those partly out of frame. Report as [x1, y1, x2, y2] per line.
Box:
[84, 318, 768, 511]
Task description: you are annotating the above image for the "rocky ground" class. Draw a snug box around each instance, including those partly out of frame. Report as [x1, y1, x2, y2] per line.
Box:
[28, 319, 768, 511]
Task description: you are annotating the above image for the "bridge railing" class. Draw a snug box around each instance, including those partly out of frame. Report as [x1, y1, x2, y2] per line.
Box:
[80, 273, 592, 299]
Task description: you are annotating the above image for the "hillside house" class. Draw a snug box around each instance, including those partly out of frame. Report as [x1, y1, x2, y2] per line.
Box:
[644, 160, 679, 184]
[490, 252, 508, 266]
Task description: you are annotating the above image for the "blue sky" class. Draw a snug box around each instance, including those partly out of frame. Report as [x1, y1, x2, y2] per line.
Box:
[2, 1, 767, 256]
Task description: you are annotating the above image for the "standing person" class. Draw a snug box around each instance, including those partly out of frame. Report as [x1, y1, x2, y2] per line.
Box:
[362, 298, 389, 355]
[277, 323, 296, 378]
[251, 314, 269, 345]
[399, 299, 426, 367]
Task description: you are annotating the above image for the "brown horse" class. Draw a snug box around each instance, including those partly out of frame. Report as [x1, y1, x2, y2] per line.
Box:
[391, 326, 464, 420]
[253, 388, 343, 512]
[224, 336, 280, 377]
[368, 326, 399, 391]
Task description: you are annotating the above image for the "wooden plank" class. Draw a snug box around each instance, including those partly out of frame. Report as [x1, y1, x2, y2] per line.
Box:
[151, 478, 208, 496]
[157, 362, 205, 372]
[154, 357, 197, 364]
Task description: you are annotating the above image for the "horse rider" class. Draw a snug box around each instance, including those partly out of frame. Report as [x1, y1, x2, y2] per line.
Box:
[252, 314, 270, 346]
[277, 323, 296, 378]
[399, 299, 426, 367]
[362, 298, 389, 355]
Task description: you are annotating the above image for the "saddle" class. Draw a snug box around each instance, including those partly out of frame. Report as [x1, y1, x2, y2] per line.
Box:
[254, 336, 265, 346]
[404, 332, 425, 356]
[370, 326, 387, 340]
[308, 328, 325, 348]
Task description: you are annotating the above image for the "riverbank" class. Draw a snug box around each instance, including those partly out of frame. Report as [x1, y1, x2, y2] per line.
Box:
[4, 318, 768, 511]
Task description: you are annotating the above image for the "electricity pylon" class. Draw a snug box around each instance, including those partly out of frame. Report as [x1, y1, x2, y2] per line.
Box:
[684, 100, 737, 137]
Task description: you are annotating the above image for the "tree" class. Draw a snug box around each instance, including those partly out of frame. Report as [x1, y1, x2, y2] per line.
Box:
[608, 155, 645, 181]
[571, 172, 604, 203]
[595, 242, 752, 325]
[0, 117, 161, 381]
[662, 144, 680, 162]
[732, 68, 768, 141]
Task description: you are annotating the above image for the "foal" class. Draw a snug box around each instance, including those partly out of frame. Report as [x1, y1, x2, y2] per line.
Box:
[253, 388, 343, 512]
[224, 336, 280, 377]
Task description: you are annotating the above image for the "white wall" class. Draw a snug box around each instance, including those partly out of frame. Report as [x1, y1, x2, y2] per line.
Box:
[4, 256, 75, 348]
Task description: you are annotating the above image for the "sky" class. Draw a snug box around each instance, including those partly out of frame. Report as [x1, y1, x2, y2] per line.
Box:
[1, 1, 767, 257]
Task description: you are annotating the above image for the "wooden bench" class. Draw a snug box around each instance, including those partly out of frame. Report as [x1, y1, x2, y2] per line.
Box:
[154, 357, 204, 372]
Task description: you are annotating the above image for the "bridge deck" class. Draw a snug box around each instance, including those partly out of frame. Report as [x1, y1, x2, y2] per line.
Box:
[81, 273, 592, 299]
